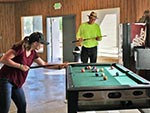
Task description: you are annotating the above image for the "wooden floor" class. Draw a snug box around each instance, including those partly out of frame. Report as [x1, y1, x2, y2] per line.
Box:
[6, 66, 149, 113]
[97, 56, 122, 64]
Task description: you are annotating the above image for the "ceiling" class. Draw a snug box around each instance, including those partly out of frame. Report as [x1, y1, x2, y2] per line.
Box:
[0, 0, 27, 3]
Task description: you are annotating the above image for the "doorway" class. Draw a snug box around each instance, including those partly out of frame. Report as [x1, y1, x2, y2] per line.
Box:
[46, 15, 76, 63]
[46, 17, 62, 63]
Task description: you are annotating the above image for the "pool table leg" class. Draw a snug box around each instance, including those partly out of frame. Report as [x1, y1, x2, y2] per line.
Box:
[67, 91, 78, 113]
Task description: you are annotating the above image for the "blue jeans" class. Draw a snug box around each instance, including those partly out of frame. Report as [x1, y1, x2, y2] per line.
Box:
[0, 78, 26, 113]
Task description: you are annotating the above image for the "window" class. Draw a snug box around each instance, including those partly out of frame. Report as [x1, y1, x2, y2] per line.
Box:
[21, 15, 43, 38]
[21, 15, 43, 52]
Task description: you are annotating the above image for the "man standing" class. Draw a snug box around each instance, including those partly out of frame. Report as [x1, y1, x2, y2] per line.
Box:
[76, 11, 102, 63]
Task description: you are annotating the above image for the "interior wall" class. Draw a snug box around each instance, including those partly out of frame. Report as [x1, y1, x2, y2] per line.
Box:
[0, 3, 16, 54]
[0, 0, 150, 60]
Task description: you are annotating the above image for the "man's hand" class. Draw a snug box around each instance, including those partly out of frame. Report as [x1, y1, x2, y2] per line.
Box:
[76, 38, 83, 46]
[96, 37, 101, 41]
[78, 38, 84, 42]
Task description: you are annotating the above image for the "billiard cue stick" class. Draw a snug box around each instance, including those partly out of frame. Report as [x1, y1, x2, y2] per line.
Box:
[30, 62, 80, 69]
[72, 35, 107, 43]
[30, 64, 56, 69]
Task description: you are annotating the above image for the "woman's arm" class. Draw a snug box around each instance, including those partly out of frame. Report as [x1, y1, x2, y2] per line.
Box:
[0, 49, 21, 69]
[0, 49, 30, 71]
[34, 57, 68, 70]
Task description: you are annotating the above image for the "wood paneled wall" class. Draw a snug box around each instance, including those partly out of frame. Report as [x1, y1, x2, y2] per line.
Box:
[0, 3, 16, 53]
[0, 0, 26, 3]
[0, 0, 150, 60]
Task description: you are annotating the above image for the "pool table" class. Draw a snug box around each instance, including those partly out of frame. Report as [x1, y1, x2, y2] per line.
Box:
[66, 63, 150, 113]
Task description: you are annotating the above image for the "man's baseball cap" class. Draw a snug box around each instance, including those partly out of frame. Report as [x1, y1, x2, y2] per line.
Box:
[29, 32, 49, 45]
[88, 12, 98, 19]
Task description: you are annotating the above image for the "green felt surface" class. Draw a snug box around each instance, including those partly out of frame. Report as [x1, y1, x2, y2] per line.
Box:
[71, 65, 138, 87]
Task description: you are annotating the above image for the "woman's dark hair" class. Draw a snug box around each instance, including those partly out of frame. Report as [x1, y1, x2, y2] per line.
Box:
[13, 36, 31, 50]
[13, 32, 48, 50]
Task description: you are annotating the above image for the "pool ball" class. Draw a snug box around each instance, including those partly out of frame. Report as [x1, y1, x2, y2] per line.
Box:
[85, 66, 88, 69]
[101, 73, 105, 77]
[87, 66, 92, 70]
[91, 66, 94, 70]
[95, 73, 99, 77]
[92, 66, 96, 70]
[110, 66, 114, 69]
[103, 76, 107, 80]
[100, 68, 104, 72]
[92, 69, 96, 72]
[116, 72, 119, 76]
[81, 68, 85, 73]
[96, 68, 99, 72]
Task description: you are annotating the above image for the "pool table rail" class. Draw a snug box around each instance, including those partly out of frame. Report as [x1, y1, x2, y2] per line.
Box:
[65, 63, 150, 113]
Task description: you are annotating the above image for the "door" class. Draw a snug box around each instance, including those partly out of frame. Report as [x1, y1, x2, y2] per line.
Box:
[51, 17, 62, 62]
[46, 17, 63, 63]
[46, 15, 76, 63]
[62, 15, 76, 62]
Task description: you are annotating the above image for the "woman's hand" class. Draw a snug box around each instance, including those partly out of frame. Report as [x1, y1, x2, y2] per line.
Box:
[20, 64, 30, 71]
[58, 63, 68, 69]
